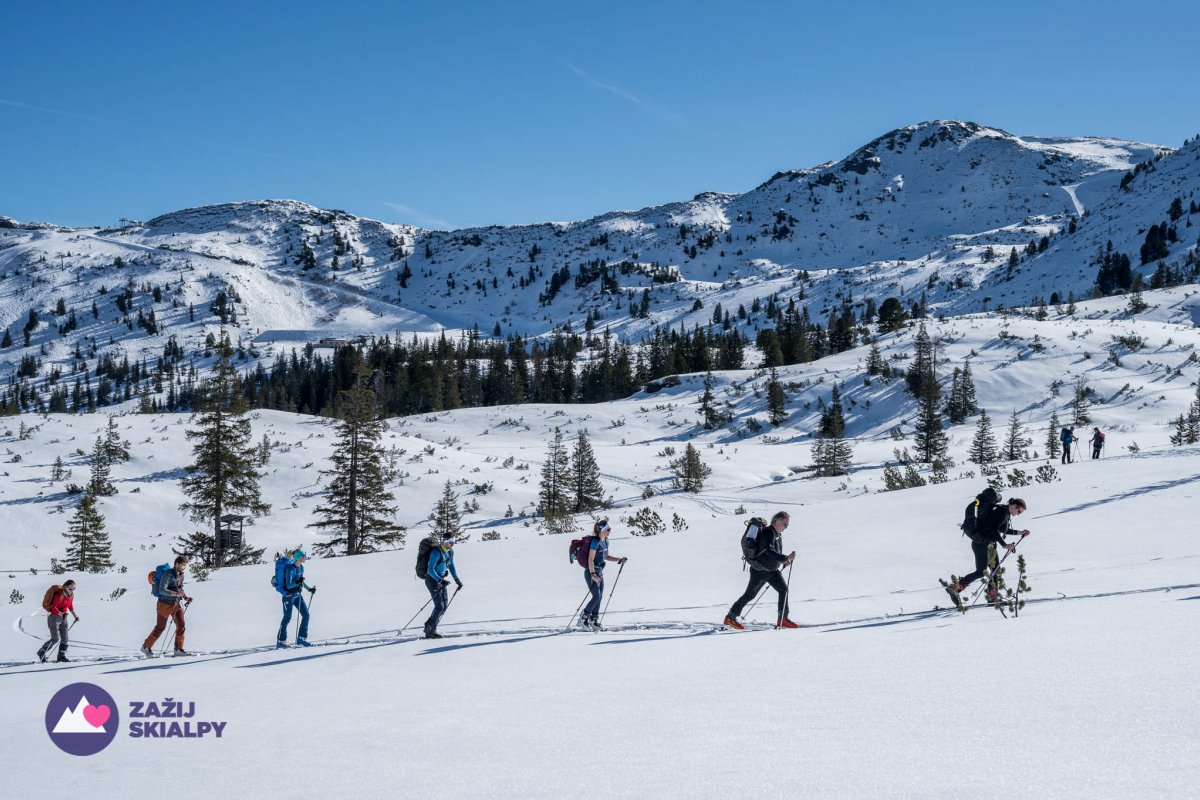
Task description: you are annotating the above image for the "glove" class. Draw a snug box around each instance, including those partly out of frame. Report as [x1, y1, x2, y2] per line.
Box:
[307, 585, 316, 592]
[618, 557, 628, 565]
[455, 579, 464, 590]
[439, 579, 450, 589]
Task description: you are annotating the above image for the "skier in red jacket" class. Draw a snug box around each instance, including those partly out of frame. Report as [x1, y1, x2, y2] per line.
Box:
[38, 580, 79, 663]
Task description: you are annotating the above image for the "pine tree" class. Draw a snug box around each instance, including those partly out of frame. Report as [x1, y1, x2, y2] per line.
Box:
[569, 430, 605, 513]
[905, 323, 935, 397]
[309, 367, 405, 556]
[1046, 410, 1062, 459]
[697, 371, 723, 429]
[968, 409, 999, 467]
[87, 436, 117, 496]
[819, 384, 846, 437]
[812, 431, 854, 477]
[1186, 382, 1200, 444]
[670, 443, 712, 492]
[960, 362, 978, 416]
[178, 330, 269, 567]
[63, 493, 113, 572]
[431, 481, 464, 540]
[1071, 378, 1092, 427]
[1002, 410, 1031, 461]
[50, 455, 66, 482]
[944, 367, 966, 424]
[766, 368, 786, 425]
[913, 377, 947, 464]
[101, 415, 130, 463]
[537, 427, 573, 534]
[1169, 413, 1188, 446]
[865, 341, 887, 379]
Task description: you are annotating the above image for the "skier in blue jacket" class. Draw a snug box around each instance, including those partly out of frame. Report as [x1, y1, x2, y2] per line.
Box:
[277, 549, 315, 648]
[424, 534, 463, 639]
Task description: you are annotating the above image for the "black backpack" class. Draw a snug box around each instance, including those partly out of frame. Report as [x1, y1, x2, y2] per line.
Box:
[740, 517, 769, 568]
[415, 538, 436, 580]
[960, 487, 1002, 541]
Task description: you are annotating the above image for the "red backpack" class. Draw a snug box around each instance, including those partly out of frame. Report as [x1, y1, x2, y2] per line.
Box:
[568, 536, 594, 568]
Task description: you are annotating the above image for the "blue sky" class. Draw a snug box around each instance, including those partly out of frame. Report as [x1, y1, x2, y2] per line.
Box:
[2, 0, 1196, 229]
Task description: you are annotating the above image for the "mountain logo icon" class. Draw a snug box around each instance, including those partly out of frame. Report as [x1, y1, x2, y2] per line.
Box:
[45, 683, 119, 756]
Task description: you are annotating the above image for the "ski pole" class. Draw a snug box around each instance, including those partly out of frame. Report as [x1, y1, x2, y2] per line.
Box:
[965, 545, 1020, 610]
[48, 618, 77, 661]
[778, 561, 794, 628]
[599, 562, 625, 625]
[399, 597, 434, 634]
[743, 582, 771, 619]
[159, 600, 188, 655]
[566, 590, 590, 631]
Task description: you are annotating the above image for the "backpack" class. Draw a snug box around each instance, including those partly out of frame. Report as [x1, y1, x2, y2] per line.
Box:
[569, 536, 595, 568]
[960, 487, 1002, 541]
[42, 584, 64, 612]
[148, 564, 172, 598]
[1097, 431, 1105, 442]
[415, 538, 436, 580]
[740, 517, 769, 568]
[271, 556, 289, 594]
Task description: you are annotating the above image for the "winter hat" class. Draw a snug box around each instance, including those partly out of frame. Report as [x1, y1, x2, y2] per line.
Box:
[292, 549, 306, 561]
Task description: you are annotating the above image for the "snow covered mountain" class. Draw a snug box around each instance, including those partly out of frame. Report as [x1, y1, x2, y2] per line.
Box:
[3, 120, 1195, 398]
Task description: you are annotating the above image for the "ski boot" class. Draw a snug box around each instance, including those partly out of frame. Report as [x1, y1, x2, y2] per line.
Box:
[276, 640, 289, 650]
[173, 648, 192, 657]
[56, 649, 71, 663]
[140, 646, 156, 658]
[295, 638, 312, 647]
[37, 643, 51, 663]
[776, 617, 800, 629]
[723, 614, 745, 630]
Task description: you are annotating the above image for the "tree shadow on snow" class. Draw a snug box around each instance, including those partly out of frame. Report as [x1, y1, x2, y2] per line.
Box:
[1038, 473, 1200, 517]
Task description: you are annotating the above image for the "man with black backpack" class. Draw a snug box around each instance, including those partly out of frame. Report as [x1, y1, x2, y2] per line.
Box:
[1060, 425, 1075, 464]
[947, 495, 1029, 605]
[724, 511, 798, 630]
[141, 555, 193, 657]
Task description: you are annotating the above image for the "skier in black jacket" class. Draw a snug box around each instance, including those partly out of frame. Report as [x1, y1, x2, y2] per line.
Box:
[724, 511, 797, 629]
[951, 498, 1029, 601]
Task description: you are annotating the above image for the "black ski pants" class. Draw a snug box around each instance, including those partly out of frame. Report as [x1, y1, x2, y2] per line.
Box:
[960, 539, 997, 588]
[730, 568, 790, 619]
[424, 576, 449, 633]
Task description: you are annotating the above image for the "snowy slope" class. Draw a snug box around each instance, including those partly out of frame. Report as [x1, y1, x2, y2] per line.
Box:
[3, 287, 1200, 796]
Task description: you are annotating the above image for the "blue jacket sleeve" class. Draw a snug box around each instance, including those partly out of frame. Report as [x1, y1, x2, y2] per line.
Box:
[447, 551, 459, 581]
[427, 549, 443, 580]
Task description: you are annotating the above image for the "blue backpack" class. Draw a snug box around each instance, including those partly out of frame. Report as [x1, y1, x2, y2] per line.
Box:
[271, 556, 290, 594]
[149, 564, 172, 598]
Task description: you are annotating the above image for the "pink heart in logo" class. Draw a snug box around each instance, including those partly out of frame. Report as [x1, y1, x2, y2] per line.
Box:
[83, 704, 110, 729]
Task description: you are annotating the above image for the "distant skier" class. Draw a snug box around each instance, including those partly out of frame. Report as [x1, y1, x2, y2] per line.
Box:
[724, 511, 798, 630]
[142, 555, 193, 657]
[1089, 427, 1105, 459]
[581, 519, 628, 631]
[1060, 425, 1075, 464]
[38, 579, 79, 663]
[947, 498, 1029, 603]
[424, 534, 464, 639]
[276, 549, 315, 648]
